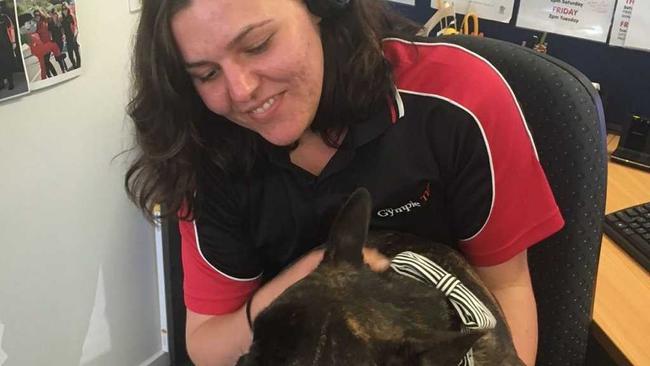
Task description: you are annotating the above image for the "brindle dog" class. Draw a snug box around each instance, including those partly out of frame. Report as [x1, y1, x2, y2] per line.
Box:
[237, 188, 524, 365]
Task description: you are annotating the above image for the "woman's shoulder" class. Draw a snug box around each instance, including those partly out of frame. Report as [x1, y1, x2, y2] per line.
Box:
[382, 36, 510, 94]
[383, 36, 523, 134]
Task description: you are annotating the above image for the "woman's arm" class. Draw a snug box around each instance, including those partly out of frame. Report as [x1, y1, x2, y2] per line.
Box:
[37, 7, 51, 19]
[473, 250, 538, 366]
[184, 247, 390, 366]
[185, 249, 325, 366]
[185, 308, 252, 366]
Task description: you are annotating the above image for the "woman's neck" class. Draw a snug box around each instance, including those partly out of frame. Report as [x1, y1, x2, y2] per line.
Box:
[289, 129, 346, 176]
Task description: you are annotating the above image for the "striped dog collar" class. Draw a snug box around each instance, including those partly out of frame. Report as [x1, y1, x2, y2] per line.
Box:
[390, 251, 497, 366]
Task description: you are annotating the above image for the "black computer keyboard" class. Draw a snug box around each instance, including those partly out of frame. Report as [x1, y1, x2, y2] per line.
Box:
[603, 202, 650, 272]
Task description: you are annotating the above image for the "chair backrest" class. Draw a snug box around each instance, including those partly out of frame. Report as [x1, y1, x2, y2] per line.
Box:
[430, 35, 608, 366]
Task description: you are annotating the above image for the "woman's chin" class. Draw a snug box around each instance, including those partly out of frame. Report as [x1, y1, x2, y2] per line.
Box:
[259, 131, 301, 147]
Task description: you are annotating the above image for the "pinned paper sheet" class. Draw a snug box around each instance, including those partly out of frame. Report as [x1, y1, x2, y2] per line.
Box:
[0, 323, 8, 366]
[624, 1, 650, 52]
[516, 0, 616, 43]
[609, 0, 636, 46]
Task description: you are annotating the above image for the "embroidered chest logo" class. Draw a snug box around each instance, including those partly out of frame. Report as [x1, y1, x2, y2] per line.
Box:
[376, 183, 431, 218]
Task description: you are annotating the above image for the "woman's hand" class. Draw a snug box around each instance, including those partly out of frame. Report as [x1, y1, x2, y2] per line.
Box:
[185, 246, 391, 365]
[185, 249, 326, 366]
[362, 247, 391, 272]
[248, 249, 324, 323]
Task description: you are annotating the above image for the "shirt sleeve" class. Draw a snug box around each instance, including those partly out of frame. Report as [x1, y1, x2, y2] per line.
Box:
[420, 45, 565, 266]
[180, 180, 262, 315]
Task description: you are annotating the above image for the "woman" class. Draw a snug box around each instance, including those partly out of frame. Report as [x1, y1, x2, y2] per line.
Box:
[33, 9, 51, 43]
[126, 1, 564, 365]
[61, 4, 79, 69]
[32, 8, 66, 76]
[47, 10, 63, 54]
[27, 32, 60, 80]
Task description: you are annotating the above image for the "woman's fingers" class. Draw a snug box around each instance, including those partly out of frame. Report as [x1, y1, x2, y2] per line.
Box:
[362, 247, 391, 272]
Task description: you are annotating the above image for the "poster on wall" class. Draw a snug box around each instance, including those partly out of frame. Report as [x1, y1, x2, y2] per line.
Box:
[624, 1, 650, 52]
[609, 0, 635, 47]
[15, 0, 81, 91]
[430, 0, 514, 23]
[0, 0, 30, 103]
[516, 0, 616, 43]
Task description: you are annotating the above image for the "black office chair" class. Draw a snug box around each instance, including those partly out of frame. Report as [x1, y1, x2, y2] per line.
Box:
[430, 35, 608, 366]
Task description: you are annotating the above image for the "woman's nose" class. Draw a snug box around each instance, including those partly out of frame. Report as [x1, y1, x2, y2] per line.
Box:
[224, 63, 260, 104]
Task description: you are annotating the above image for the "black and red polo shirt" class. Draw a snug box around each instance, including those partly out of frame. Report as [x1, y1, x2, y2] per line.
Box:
[180, 38, 565, 315]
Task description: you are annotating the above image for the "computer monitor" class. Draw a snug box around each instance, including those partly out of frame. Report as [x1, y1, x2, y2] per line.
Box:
[611, 115, 650, 171]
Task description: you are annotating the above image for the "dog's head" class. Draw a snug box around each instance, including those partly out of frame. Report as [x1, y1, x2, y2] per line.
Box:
[238, 188, 484, 366]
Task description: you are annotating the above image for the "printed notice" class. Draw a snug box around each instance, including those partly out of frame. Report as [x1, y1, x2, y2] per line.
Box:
[624, 0, 650, 52]
[609, 0, 635, 46]
[516, 0, 617, 42]
[431, 0, 514, 23]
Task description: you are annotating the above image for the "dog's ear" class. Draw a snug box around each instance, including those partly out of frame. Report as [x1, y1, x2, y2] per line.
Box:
[324, 188, 372, 267]
[413, 329, 486, 365]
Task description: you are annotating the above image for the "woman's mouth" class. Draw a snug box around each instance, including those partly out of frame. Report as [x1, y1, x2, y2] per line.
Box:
[248, 92, 284, 120]
[251, 96, 277, 115]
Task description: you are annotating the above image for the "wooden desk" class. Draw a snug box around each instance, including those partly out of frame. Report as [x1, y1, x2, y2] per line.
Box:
[592, 135, 650, 365]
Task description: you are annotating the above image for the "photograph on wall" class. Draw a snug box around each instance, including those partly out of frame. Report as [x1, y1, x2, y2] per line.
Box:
[516, 0, 616, 43]
[0, 0, 29, 103]
[15, 0, 81, 91]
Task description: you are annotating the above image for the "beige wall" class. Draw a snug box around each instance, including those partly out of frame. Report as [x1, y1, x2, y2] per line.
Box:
[0, 2, 165, 366]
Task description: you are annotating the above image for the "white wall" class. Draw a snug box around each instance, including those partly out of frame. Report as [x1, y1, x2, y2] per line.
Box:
[0, 2, 166, 366]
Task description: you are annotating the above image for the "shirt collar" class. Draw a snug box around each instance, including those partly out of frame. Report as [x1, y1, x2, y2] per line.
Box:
[344, 89, 404, 149]
[259, 89, 405, 167]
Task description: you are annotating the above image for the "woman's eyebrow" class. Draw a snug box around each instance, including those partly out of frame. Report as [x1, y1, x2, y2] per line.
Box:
[184, 19, 273, 68]
[185, 60, 216, 69]
[227, 19, 273, 50]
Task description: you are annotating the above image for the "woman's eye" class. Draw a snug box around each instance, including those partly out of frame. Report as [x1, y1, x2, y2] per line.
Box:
[198, 70, 219, 83]
[246, 34, 273, 55]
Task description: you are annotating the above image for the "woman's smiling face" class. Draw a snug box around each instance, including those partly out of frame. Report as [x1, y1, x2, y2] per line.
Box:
[171, 0, 325, 146]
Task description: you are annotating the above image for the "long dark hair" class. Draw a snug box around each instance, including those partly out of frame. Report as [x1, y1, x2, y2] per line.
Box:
[125, 0, 420, 221]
